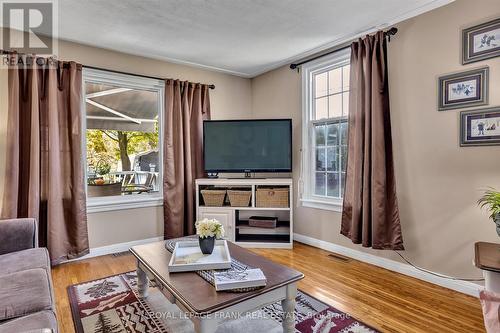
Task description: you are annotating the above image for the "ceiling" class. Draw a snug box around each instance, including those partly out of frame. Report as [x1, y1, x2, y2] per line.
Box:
[59, 0, 452, 78]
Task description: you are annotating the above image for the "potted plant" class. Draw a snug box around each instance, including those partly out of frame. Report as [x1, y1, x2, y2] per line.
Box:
[95, 160, 111, 178]
[195, 218, 225, 254]
[478, 188, 500, 237]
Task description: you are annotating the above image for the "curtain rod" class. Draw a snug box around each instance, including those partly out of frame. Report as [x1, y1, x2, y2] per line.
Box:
[84, 65, 215, 89]
[0, 50, 215, 89]
[289, 27, 398, 70]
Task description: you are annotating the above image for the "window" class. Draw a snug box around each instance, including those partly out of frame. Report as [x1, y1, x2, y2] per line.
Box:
[301, 49, 350, 211]
[83, 68, 165, 212]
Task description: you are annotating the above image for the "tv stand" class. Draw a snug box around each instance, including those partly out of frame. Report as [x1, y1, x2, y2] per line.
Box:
[195, 178, 293, 249]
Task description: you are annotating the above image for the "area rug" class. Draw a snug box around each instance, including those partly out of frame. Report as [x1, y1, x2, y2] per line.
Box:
[68, 271, 379, 333]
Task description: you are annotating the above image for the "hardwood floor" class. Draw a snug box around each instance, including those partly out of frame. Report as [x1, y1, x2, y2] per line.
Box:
[51, 242, 485, 333]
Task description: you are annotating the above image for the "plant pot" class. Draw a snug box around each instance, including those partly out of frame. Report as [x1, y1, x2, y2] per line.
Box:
[199, 236, 216, 254]
[495, 213, 500, 237]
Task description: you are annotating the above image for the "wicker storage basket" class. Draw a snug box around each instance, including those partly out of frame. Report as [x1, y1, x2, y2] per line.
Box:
[256, 188, 289, 208]
[248, 216, 277, 228]
[227, 190, 252, 207]
[201, 189, 226, 206]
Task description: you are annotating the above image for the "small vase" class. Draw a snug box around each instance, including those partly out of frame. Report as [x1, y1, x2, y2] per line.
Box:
[494, 213, 500, 237]
[199, 236, 216, 254]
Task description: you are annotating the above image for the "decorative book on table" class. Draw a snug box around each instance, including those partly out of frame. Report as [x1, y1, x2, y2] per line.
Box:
[214, 268, 267, 291]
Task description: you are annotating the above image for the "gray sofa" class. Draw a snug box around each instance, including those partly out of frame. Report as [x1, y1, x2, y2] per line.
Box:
[0, 218, 58, 333]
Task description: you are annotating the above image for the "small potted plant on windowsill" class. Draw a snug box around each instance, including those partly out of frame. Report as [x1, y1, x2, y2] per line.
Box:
[195, 218, 225, 254]
[478, 188, 500, 237]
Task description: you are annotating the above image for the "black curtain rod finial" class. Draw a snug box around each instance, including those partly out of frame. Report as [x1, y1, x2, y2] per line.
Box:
[385, 27, 398, 36]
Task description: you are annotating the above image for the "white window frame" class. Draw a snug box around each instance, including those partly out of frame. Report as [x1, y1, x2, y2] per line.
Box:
[300, 48, 350, 212]
[82, 68, 165, 213]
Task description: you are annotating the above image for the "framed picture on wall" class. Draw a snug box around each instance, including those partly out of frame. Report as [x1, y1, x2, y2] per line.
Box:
[460, 107, 500, 147]
[462, 17, 500, 64]
[438, 67, 489, 111]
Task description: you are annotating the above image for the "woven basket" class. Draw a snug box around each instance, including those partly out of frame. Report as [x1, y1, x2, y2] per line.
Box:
[256, 188, 289, 208]
[227, 190, 252, 207]
[201, 189, 226, 206]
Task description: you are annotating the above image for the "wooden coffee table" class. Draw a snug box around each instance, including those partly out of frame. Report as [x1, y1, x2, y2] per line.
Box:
[130, 241, 304, 333]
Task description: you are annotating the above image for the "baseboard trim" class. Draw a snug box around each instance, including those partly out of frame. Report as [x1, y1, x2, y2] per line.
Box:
[293, 233, 482, 297]
[72, 236, 164, 261]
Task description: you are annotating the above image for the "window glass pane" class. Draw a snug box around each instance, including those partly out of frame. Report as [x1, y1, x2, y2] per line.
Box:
[316, 148, 326, 171]
[315, 172, 326, 196]
[326, 147, 339, 172]
[327, 173, 340, 197]
[315, 97, 328, 120]
[315, 124, 326, 146]
[315, 72, 328, 98]
[340, 172, 346, 197]
[328, 68, 342, 94]
[342, 65, 350, 91]
[342, 92, 349, 116]
[328, 94, 342, 118]
[340, 145, 347, 171]
[326, 123, 339, 146]
[340, 122, 348, 145]
[308, 58, 350, 201]
[85, 81, 160, 197]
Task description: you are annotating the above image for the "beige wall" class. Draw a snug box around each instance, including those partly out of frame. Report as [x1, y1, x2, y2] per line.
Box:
[60, 40, 252, 247]
[0, 35, 252, 248]
[251, 0, 500, 279]
[1, 0, 499, 279]
[87, 207, 164, 248]
[57, 40, 252, 121]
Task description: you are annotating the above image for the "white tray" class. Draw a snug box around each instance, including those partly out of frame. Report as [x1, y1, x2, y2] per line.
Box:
[168, 240, 232, 273]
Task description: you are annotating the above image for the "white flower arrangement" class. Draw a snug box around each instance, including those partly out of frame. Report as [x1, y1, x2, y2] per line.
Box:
[195, 218, 225, 239]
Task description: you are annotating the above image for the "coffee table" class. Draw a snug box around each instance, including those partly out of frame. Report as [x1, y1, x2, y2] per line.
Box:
[130, 241, 304, 333]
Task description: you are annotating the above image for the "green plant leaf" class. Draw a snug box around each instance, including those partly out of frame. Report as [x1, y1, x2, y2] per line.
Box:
[478, 188, 500, 220]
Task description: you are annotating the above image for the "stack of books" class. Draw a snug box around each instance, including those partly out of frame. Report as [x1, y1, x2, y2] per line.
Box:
[214, 268, 267, 291]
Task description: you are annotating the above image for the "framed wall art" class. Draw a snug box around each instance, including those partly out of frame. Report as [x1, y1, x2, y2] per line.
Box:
[460, 107, 500, 147]
[462, 17, 500, 64]
[438, 67, 489, 111]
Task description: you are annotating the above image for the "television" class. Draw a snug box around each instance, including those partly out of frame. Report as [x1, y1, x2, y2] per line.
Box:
[203, 119, 292, 173]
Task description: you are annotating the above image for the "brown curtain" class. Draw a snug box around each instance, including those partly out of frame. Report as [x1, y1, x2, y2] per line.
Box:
[1, 54, 89, 264]
[163, 80, 211, 239]
[340, 32, 404, 250]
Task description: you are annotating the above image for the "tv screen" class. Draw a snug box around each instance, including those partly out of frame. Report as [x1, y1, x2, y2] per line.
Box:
[203, 119, 292, 173]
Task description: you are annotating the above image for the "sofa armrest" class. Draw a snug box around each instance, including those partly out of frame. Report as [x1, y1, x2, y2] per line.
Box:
[0, 218, 38, 255]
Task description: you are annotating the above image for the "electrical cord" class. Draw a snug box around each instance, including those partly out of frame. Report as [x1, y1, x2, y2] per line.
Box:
[394, 251, 485, 282]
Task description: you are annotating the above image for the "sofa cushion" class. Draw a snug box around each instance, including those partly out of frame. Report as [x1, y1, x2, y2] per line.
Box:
[0, 218, 37, 255]
[0, 248, 50, 276]
[0, 269, 53, 321]
[0, 310, 57, 333]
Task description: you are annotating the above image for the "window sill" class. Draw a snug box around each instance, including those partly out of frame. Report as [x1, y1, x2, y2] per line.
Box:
[87, 195, 163, 213]
[300, 198, 343, 212]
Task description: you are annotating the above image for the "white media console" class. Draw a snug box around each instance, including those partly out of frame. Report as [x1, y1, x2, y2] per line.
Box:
[195, 178, 293, 249]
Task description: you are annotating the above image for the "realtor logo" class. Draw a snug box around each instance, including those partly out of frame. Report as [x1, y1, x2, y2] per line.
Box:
[1, 0, 57, 54]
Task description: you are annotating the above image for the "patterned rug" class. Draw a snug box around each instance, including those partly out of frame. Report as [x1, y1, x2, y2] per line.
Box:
[68, 271, 379, 333]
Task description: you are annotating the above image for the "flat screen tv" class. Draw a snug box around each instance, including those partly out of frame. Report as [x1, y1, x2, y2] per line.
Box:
[203, 119, 292, 173]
